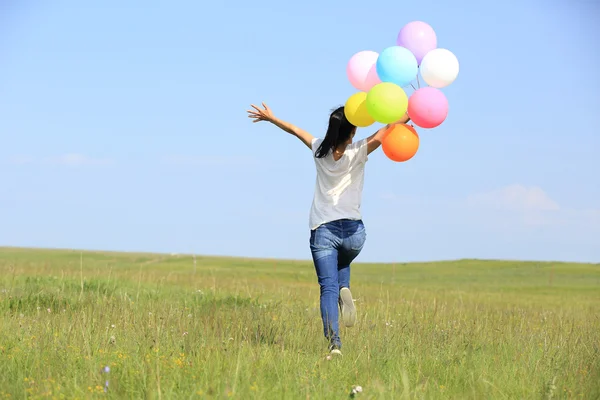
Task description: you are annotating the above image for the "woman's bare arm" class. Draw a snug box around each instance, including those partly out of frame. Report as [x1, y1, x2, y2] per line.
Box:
[366, 113, 411, 155]
[247, 103, 314, 149]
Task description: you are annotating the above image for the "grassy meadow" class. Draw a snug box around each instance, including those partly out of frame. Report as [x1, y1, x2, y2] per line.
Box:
[0, 247, 599, 399]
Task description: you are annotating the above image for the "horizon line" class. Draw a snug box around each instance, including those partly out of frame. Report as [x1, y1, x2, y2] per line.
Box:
[0, 245, 597, 266]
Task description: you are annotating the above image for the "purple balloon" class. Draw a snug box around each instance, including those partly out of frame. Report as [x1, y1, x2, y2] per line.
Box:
[396, 21, 437, 65]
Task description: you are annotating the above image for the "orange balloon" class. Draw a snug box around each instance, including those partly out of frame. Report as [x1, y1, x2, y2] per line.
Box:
[382, 124, 420, 162]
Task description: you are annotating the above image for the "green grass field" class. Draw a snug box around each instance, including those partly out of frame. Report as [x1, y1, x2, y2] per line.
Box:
[1, 247, 599, 399]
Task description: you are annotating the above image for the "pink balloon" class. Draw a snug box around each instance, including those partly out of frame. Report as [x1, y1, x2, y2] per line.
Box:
[407, 87, 448, 128]
[396, 21, 437, 65]
[346, 51, 381, 92]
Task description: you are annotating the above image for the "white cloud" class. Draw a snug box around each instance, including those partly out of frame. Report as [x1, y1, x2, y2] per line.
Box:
[160, 155, 259, 167]
[4, 154, 115, 167]
[379, 185, 599, 230]
[465, 185, 600, 229]
[45, 154, 115, 166]
[466, 184, 559, 212]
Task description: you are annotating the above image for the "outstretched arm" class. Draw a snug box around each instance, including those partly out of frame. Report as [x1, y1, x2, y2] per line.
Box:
[366, 113, 411, 155]
[247, 103, 314, 150]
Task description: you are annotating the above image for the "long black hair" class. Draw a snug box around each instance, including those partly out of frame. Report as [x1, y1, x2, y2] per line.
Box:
[314, 106, 356, 158]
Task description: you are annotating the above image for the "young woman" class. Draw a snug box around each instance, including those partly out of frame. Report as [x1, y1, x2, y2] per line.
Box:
[247, 102, 409, 355]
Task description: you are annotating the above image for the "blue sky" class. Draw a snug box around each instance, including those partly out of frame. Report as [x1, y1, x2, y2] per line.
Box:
[1, 0, 598, 263]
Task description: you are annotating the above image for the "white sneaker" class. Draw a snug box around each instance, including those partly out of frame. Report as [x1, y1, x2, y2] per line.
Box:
[329, 343, 342, 356]
[339, 287, 356, 327]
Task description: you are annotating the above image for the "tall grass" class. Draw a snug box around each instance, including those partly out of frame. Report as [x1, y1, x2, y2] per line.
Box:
[1, 247, 599, 399]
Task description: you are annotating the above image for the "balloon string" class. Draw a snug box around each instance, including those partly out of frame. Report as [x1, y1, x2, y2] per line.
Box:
[410, 83, 417, 91]
[416, 75, 421, 89]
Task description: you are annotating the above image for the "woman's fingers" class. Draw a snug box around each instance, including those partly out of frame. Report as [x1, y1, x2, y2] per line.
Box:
[247, 111, 266, 122]
[248, 103, 270, 123]
[247, 109, 262, 116]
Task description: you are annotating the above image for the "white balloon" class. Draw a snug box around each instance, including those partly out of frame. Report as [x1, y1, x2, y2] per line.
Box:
[419, 48, 459, 88]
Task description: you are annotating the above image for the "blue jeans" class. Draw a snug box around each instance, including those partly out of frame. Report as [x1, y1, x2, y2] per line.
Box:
[309, 219, 367, 348]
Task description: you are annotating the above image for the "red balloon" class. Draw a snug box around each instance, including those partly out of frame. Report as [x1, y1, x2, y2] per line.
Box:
[382, 124, 420, 162]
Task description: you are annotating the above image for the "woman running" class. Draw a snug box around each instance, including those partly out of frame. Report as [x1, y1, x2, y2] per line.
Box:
[247, 102, 409, 355]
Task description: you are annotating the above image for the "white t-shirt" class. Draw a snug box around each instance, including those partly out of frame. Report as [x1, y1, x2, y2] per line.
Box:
[309, 137, 369, 230]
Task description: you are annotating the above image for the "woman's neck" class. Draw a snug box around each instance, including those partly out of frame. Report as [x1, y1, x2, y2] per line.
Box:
[333, 144, 348, 161]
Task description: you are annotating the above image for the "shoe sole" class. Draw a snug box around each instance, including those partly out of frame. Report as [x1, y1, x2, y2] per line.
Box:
[339, 287, 356, 327]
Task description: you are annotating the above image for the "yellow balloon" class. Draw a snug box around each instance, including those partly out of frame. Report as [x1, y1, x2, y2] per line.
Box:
[344, 92, 375, 127]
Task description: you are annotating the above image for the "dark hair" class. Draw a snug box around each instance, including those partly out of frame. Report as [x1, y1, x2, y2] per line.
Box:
[314, 106, 356, 158]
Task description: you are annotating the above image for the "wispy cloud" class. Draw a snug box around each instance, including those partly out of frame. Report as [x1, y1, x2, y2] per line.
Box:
[379, 184, 598, 230]
[466, 185, 600, 228]
[45, 154, 115, 166]
[466, 184, 560, 212]
[160, 155, 260, 167]
[4, 154, 115, 167]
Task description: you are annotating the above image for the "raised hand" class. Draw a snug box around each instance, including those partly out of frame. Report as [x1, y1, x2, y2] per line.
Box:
[246, 102, 314, 149]
[247, 102, 274, 123]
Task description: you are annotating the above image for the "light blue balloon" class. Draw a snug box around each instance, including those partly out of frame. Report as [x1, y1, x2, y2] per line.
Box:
[376, 46, 418, 88]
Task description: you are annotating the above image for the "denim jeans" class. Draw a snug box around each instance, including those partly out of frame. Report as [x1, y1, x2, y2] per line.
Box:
[309, 219, 366, 348]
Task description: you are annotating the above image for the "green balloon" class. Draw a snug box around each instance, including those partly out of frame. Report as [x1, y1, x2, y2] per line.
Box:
[366, 82, 408, 124]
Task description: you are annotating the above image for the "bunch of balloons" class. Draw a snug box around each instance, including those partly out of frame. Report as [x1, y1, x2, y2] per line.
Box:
[344, 21, 459, 162]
